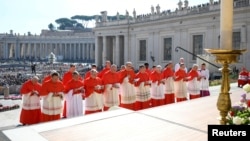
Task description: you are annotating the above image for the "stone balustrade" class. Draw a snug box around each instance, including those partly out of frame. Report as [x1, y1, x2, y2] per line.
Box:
[96, 0, 250, 27]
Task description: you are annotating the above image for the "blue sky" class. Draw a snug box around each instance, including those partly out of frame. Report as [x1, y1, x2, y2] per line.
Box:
[0, 0, 209, 35]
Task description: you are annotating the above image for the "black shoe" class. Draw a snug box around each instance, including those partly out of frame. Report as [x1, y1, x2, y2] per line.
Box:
[16, 124, 26, 127]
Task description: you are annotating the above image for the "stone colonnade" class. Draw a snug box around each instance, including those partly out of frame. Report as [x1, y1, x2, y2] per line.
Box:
[0, 37, 95, 62]
[95, 35, 126, 67]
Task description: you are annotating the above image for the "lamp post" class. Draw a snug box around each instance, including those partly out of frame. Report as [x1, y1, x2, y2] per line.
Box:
[205, 0, 246, 125]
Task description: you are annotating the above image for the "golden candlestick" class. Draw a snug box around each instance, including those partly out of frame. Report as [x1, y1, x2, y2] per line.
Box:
[204, 49, 247, 124]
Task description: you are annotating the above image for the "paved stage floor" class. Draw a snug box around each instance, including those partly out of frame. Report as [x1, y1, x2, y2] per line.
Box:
[0, 83, 248, 141]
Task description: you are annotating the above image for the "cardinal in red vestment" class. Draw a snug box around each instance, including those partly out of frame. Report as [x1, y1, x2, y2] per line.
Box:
[19, 76, 42, 125]
[40, 72, 65, 122]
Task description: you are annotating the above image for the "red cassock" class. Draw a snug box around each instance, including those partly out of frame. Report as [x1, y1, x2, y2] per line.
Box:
[174, 69, 188, 102]
[98, 67, 110, 79]
[163, 68, 174, 78]
[102, 71, 120, 85]
[187, 70, 200, 100]
[150, 71, 165, 107]
[134, 72, 151, 110]
[40, 80, 65, 122]
[102, 71, 120, 111]
[119, 70, 135, 84]
[162, 67, 175, 104]
[145, 68, 152, 76]
[238, 71, 248, 87]
[84, 77, 103, 98]
[62, 71, 74, 118]
[42, 75, 51, 84]
[150, 71, 164, 85]
[20, 80, 42, 125]
[174, 69, 187, 81]
[135, 73, 150, 87]
[62, 71, 73, 85]
[118, 69, 136, 110]
[83, 77, 103, 114]
[187, 70, 199, 81]
[64, 79, 84, 93]
[84, 71, 91, 80]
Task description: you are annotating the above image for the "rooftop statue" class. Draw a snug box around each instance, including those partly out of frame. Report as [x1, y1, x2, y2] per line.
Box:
[156, 4, 160, 14]
[151, 5, 155, 14]
[184, 0, 189, 9]
[133, 9, 136, 19]
[210, 0, 214, 5]
[117, 12, 120, 20]
[178, 0, 183, 10]
[126, 10, 129, 19]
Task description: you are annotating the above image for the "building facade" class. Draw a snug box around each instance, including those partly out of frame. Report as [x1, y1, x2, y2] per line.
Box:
[94, 0, 250, 72]
[0, 30, 95, 63]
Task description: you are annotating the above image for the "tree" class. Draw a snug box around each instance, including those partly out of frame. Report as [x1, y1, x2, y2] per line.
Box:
[48, 23, 55, 31]
[51, 14, 129, 30]
[71, 15, 95, 28]
[55, 18, 78, 30]
[75, 23, 84, 29]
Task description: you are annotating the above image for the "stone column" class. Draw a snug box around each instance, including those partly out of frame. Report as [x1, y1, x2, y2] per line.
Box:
[31, 43, 34, 59]
[48, 43, 51, 57]
[63, 43, 66, 60]
[83, 43, 86, 60]
[103, 36, 107, 65]
[11, 44, 14, 58]
[89, 43, 93, 60]
[93, 44, 95, 62]
[73, 43, 77, 60]
[69, 43, 72, 60]
[39, 43, 42, 59]
[115, 36, 120, 66]
[220, 0, 233, 50]
[78, 43, 81, 60]
[8, 44, 11, 59]
[48, 42, 51, 54]
[28, 43, 31, 59]
[15, 42, 20, 60]
[20, 43, 24, 58]
[46, 42, 49, 55]
[241, 25, 247, 48]
[95, 37, 100, 66]
[45, 43, 47, 58]
[59, 43, 62, 56]
[87, 43, 90, 60]
[53, 43, 55, 54]
[44, 43, 46, 58]
[4, 43, 8, 59]
[124, 35, 128, 62]
[34, 43, 37, 60]
[81, 43, 84, 60]
[25, 43, 28, 59]
[89, 43, 92, 60]
[83, 43, 85, 60]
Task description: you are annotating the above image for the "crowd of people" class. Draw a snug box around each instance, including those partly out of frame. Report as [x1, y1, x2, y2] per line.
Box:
[18, 58, 212, 126]
[0, 74, 28, 86]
